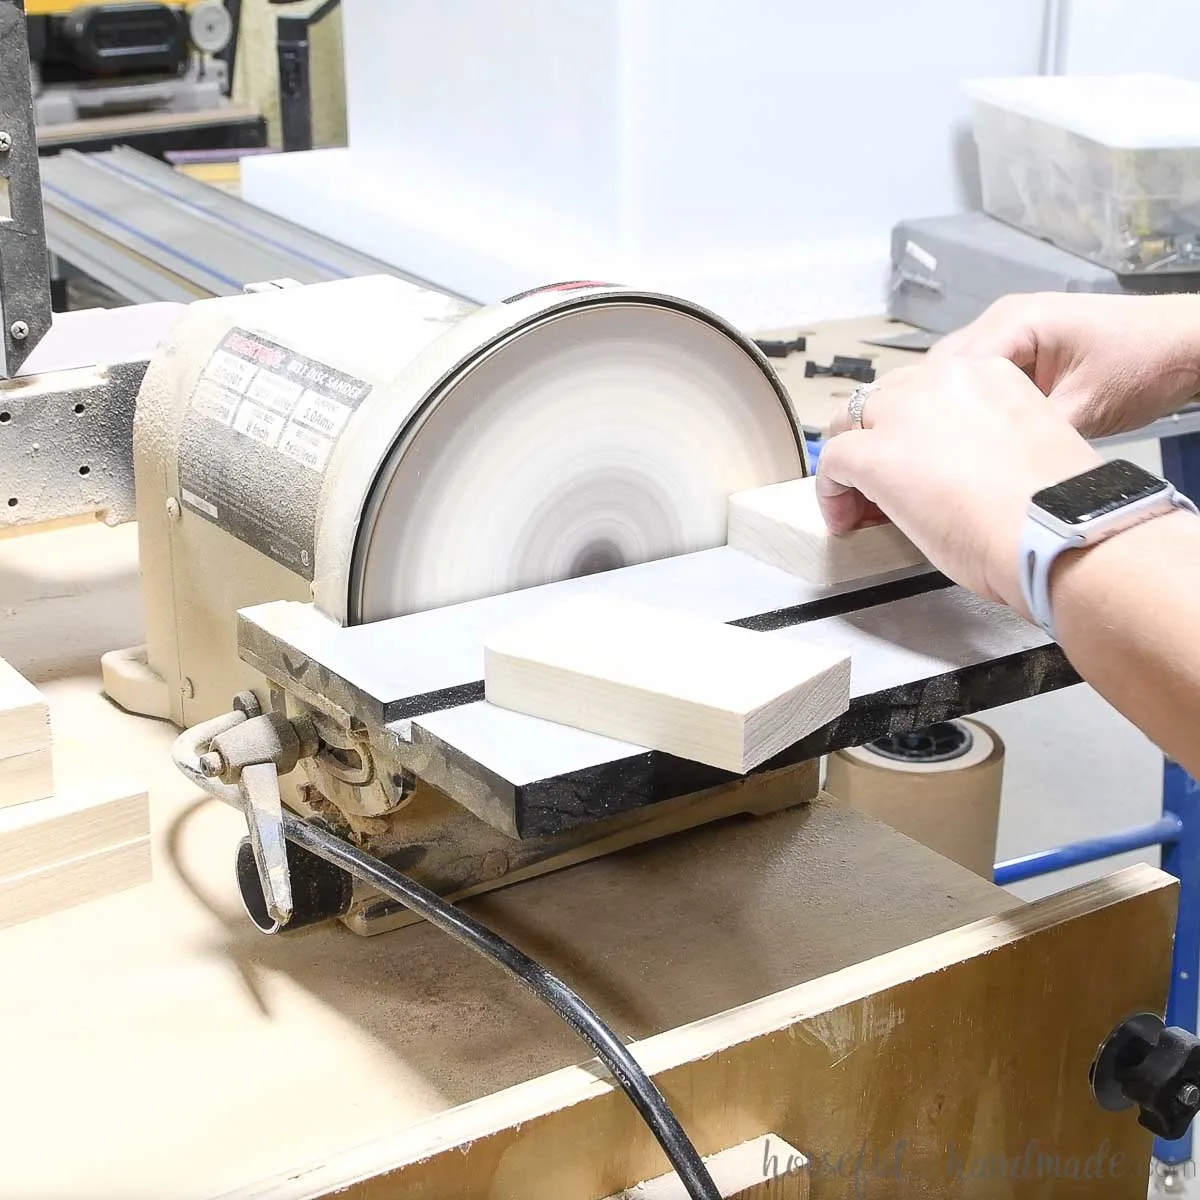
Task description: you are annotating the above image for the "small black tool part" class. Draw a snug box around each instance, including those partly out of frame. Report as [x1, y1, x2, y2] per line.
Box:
[805, 358, 877, 384]
[754, 334, 807, 358]
[831, 353, 873, 370]
[1091, 1013, 1200, 1140]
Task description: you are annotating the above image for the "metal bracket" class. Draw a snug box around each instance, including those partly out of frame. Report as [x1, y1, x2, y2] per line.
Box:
[0, 1, 52, 376]
[0, 359, 146, 527]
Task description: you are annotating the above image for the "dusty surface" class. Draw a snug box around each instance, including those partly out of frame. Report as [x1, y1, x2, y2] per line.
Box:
[0, 521, 1015, 1198]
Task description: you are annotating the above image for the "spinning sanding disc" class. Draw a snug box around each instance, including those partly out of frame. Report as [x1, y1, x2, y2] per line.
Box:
[348, 297, 804, 623]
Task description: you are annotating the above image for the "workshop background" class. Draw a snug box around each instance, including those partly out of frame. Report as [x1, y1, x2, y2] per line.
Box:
[8, 0, 1200, 1196]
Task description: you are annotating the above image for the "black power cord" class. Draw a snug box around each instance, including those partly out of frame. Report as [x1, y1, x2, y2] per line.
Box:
[282, 814, 722, 1200]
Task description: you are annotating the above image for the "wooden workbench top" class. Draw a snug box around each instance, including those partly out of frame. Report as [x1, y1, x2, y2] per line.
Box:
[0, 503, 1012, 1197]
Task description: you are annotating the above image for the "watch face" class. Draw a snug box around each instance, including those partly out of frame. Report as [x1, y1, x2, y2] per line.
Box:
[1033, 459, 1169, 526]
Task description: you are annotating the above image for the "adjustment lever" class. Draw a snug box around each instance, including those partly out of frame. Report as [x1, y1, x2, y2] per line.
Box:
[197, 693, 317, 929]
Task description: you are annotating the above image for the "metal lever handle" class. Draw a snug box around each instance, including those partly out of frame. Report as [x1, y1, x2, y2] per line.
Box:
[238, 761, 293, 928]
[180, 694, 317, 933]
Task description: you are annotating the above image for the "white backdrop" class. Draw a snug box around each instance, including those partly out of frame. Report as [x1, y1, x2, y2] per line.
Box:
[242, 0, 1200, 328]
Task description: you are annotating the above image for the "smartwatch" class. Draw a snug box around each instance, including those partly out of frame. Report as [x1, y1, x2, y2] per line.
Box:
[1020, 458, 1198, 641]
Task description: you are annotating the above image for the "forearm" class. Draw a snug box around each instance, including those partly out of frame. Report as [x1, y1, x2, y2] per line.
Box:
[1052, 510, 1200, 776]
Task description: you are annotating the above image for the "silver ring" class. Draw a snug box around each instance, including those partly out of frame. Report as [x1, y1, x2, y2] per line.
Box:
[847, 383, 876, 431]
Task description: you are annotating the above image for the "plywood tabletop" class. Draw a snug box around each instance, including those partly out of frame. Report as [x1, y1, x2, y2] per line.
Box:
[0, 508, 1010, 1197]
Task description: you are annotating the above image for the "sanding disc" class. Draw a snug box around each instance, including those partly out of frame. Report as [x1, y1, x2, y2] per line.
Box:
[352, 299, 804, 622]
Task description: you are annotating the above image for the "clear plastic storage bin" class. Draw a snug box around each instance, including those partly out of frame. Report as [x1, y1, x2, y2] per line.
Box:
[967, 74, 1200, 274]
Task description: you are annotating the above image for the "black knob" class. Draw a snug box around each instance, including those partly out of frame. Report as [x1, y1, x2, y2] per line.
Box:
[1091, 1013, 1200, 1141]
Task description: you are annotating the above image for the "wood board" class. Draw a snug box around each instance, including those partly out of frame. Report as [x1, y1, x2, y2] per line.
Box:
[728, 476, 927, 586]
[0, 655, 52, 807]
[484, 594, 850, 773]
[0, 784, 148, 877]
[36, 104, 264, 148]
[0, 835, 150, 932]
[228, 865, 1176, 1200]
[0, 730, 150, 929]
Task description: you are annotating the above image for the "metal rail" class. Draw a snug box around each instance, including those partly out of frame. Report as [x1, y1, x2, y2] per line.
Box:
[39, 147, 456, 303]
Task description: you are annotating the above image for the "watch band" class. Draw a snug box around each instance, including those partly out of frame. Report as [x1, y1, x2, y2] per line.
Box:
[1020, 491, 1198, 641]
[1019, 518, 1084, 640]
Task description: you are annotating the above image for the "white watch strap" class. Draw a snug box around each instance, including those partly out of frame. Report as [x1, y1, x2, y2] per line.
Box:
[1020, 490, 1199, 641]
[1019, 518, 1083, 640]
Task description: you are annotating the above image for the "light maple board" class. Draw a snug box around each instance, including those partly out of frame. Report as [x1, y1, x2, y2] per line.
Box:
[484, 594, 850, 773]
[728, 476, 927, 586]
[0, 773, 150, 930]
[0, 785, 148, 877]
[0, 836, 150, 932]
[0, 656, 52, 808]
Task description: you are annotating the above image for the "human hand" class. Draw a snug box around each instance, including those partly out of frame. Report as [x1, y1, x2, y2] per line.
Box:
[929, 293, 1200, 438]
[817, 358, 1101, 614]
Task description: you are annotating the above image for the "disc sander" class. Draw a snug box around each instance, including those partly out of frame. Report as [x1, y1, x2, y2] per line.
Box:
[349, 298, 805, 622]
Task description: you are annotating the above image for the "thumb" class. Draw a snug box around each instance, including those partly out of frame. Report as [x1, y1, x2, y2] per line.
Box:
[815, 429, 878, 533]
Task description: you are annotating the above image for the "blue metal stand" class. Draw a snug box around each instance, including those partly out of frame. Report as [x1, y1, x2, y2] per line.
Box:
[1156, 432, 1200, 1173]
[1156, 762, 1200, 1169]
[1161, 431, 1200, 505]
[993, 815, 1183, 886]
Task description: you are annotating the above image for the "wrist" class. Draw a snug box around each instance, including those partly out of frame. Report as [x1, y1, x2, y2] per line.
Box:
[988, 453, 1106, 617]
[1014, 458, 1195, 638]
[1050, 507, 1200, 636]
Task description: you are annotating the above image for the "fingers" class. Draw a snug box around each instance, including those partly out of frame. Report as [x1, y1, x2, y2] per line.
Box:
[815, 429, 877, 533]
[826, 366, 923, 438]
[926, 326, 970, 360]
[926, 296, 1040, 371]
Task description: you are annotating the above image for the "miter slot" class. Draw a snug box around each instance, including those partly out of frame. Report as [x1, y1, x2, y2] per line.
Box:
[394, 588, 1073, 838]
[236, 547, 945, 728]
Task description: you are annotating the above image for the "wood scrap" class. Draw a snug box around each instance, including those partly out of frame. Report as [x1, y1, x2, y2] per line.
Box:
[0, 786, 148, 877]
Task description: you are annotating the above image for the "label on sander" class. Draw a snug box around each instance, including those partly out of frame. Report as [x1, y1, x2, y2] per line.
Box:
[178, 329, 372, 580]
